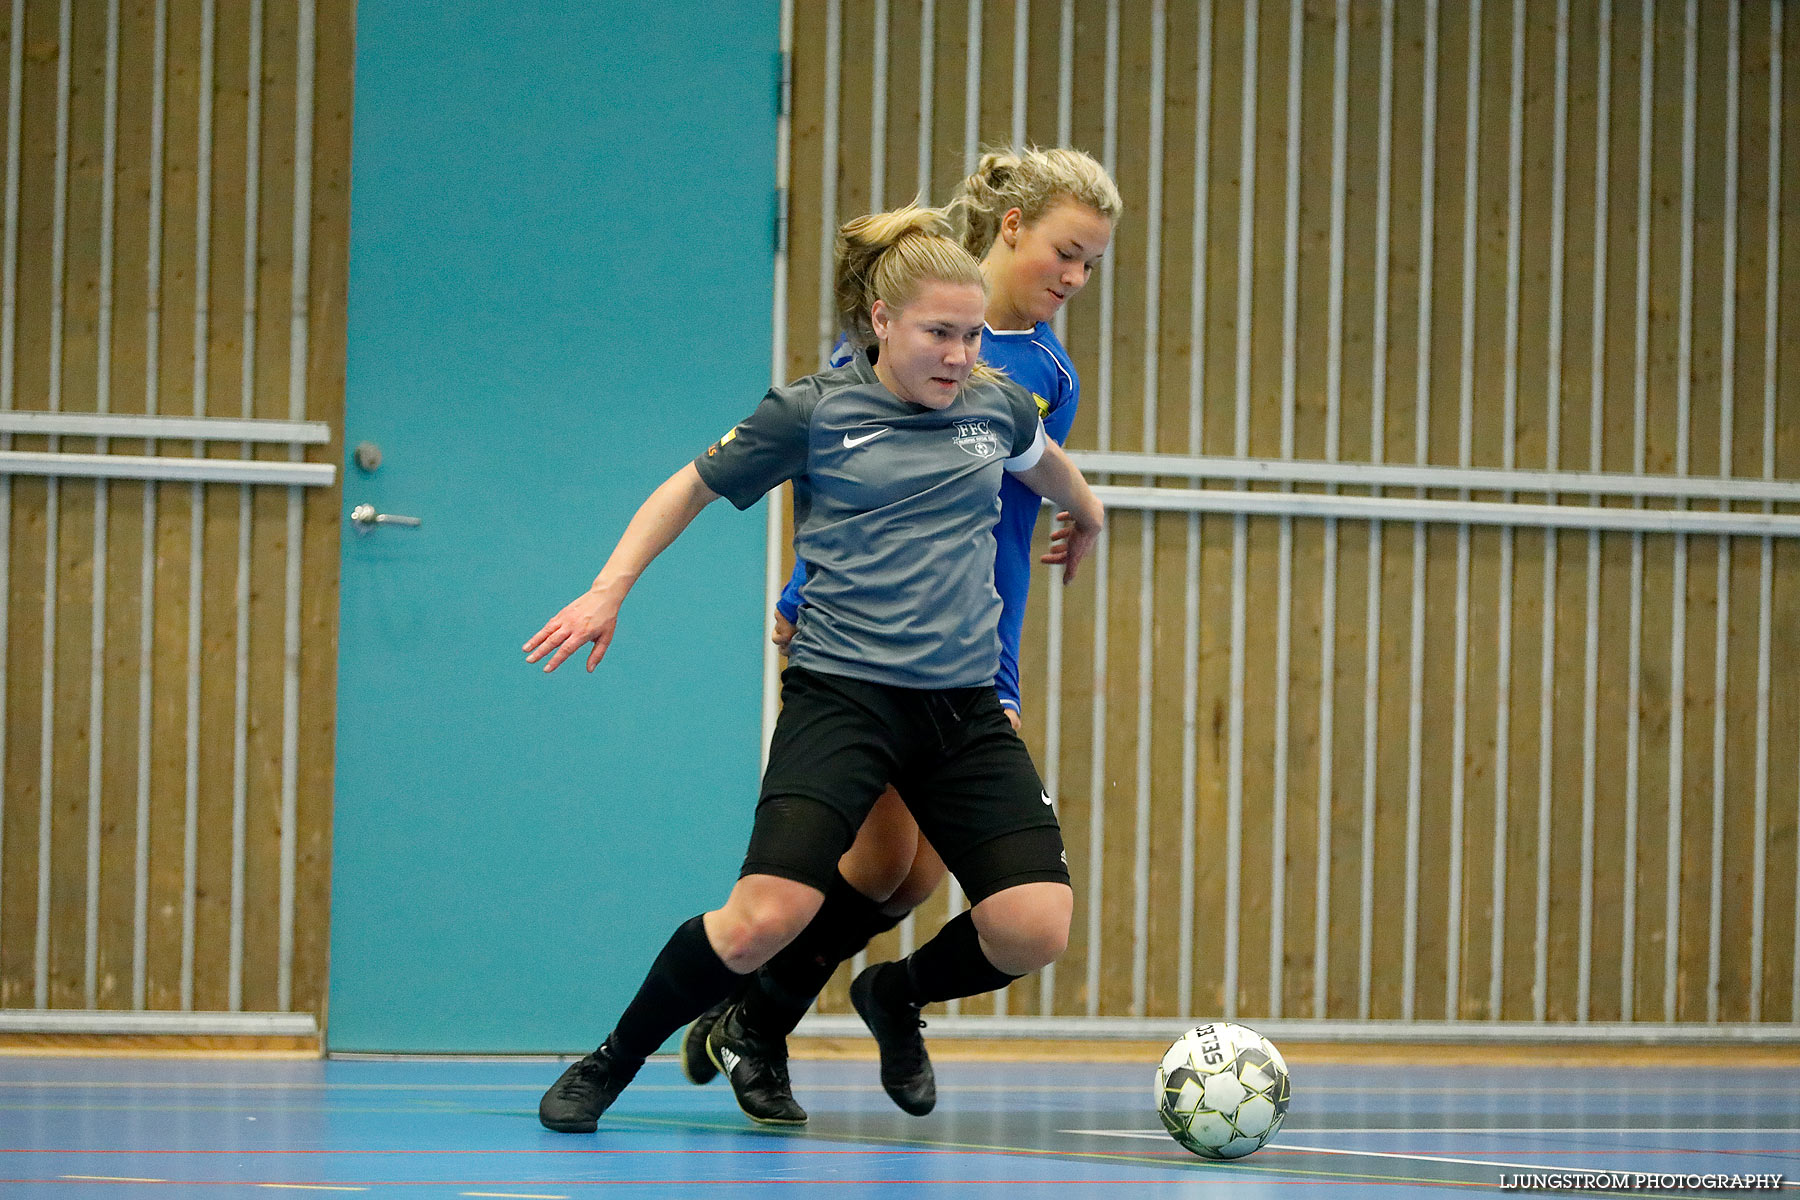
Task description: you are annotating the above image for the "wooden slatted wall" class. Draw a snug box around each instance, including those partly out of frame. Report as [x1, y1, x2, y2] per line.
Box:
[788, 0, 1800, 1027]
[0, 0, 350, 1024]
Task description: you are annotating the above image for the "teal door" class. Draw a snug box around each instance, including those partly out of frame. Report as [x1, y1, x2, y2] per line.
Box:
[330, 1, 779, 1052]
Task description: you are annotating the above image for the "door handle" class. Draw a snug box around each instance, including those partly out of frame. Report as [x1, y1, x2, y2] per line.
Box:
[349, 503, 422, 535]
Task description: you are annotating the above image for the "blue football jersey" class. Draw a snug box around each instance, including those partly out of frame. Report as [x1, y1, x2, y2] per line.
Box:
[782, 324, 1080, 711]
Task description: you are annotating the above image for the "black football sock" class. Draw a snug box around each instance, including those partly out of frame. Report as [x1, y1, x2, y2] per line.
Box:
[870, 910, 1018, 1009]
[606, 915, 745, 1065]
[739, 871, 901, 1038]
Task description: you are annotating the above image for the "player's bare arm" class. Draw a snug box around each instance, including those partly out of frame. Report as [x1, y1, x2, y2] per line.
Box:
[524, 463, 721, 673]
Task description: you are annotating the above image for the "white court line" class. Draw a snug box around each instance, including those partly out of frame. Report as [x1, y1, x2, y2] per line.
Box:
[1064, 1129, 1800, 1178]
[461, 1194, 570, 1199]
[255, 1187, 367, 1194]
[1065, 1129, 1800, 1180]
[1064, 1129, 1569, 1174]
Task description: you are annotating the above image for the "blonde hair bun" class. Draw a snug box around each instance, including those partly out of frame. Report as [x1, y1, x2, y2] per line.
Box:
[955, 145, 1123, 259]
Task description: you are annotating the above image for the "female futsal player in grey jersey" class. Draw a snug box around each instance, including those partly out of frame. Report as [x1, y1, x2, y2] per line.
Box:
[526, 202, 1105, 1134]
[687, 146, 1119, 1126]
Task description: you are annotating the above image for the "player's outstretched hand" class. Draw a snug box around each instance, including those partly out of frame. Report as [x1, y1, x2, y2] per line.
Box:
[1041, 511, 1078, 566]
[1053, 509, 1102, 584]
[523, 585, 623, 674]
[772, 611, 797, 653]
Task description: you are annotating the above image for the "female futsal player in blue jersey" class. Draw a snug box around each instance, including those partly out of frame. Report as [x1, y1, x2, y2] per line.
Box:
[684, 147, 1121, 1125]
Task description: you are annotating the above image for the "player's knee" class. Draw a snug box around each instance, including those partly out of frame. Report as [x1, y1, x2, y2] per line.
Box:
[838, 791, 920, 902]
[839, 842, 916, 904]
[978, 919, 1066, 975]
[709, 883, 820, 972]
[1002, 913, 1070, 972]
[881, 852, 947, 914]
[972, 882, 1072, 974]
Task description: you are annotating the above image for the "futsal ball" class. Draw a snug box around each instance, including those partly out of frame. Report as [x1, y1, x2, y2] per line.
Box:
[1155, 1021, 1291, 1159]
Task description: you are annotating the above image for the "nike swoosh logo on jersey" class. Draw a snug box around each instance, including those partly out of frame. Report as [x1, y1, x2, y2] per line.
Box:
[843, 428, 888, 448]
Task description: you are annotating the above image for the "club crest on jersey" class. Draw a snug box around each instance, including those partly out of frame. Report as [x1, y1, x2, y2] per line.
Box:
[953, 419, 997, 459]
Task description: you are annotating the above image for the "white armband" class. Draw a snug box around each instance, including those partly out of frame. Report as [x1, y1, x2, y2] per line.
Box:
[1003, 421, 1047, 473]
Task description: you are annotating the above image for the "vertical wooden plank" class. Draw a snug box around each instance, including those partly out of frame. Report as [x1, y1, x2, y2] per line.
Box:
[1140, 0, 1197, 1021]
[143, 0, 199, 1012]
[1585, 0, 1646, 1024]
[1542, 0, 1599, 1024]
[880, 0, 920, 205]
[46, 0, 111, 1012]
[180, 0, 242, 1016]
[1479, 0, 1519, 1022]
[1630, 0, 1688, 1022]
[95, 0, 157, 1011]
[1022, 0, 1060, 151]
[1360, 0, 1422, 1022]
[1720, 5, 1773, 1024]
[1765, 0, 1800, 1024]
[979, 0, 1012, 145]
[1, 0, 61, 1011]
[1451, 0, 1513, 1022]
[785, 0, 825, 387]
[1224, 0, 1287, 1020]
[1147, 506, 1193, 1013]
[1324, 0, 1384, 1023]
[1493, 0, 1554, 1023]
[241, 0, 294, 1015]
[1662, 0, 1717, 1023]
[1182, 0, 1238, 1019]
[837, 0, 871, 221]
[930, 0, 968, 201]
[1095, 0, 1147, 1020]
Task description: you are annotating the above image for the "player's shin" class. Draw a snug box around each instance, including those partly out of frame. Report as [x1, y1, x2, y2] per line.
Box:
[739, 870, 901, 1038]
[607, 914, 746, 1064]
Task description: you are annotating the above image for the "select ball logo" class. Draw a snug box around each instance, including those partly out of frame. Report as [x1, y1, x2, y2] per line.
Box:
[1156, 1022, 1292, 1160]
[953, 419, 998, 458]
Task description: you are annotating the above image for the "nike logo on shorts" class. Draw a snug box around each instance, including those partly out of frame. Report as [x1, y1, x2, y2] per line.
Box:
[1041, 791, 1054, 806]
[843, 428, 888, 448]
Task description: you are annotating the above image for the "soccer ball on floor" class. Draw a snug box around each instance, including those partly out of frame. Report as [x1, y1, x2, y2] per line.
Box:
[1155, 1021, 1291, 1159]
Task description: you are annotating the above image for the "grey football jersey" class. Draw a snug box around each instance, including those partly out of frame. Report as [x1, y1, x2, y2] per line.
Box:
[694, 349, 1047, 690]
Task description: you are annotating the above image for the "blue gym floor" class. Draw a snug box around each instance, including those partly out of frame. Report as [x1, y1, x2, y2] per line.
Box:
[2, 1054, 1795, 1197]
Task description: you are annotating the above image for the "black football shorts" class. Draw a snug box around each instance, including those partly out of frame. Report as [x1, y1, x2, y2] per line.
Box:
[741, 665, 1069, 903]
